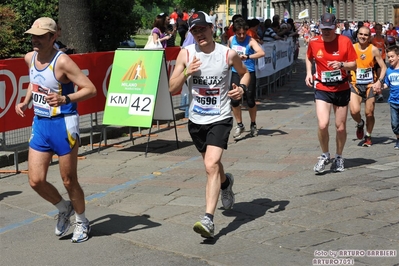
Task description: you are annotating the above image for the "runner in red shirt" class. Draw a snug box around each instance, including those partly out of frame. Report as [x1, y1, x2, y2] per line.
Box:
[386, 23, 398, 46]
[305, 13, 357, 174]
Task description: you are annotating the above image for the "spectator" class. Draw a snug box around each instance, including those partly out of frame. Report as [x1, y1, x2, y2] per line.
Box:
[209, 9, 218, 38]
[220, 26, 229, 45]
[169, 8, 178, 24]
[341, 22, 355, 43]
[151, 13, 171, 48]
[262, 19, 282, 42]
[177, 12, 188, 46]
[54, 23, 74, 54]
[166, 23, 176, 47]
[247, 18, 262, 43]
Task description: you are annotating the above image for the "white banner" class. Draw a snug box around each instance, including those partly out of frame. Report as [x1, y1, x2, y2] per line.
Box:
[298, 9, 309, 19]
[256, 37, 295, 78]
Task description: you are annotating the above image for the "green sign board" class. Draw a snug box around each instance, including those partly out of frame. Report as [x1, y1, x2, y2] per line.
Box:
[103, 50, 167, 128]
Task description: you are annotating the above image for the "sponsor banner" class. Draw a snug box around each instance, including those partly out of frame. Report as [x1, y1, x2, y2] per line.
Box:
[0, 48, 180, 132]
[256, 37, 294, 78]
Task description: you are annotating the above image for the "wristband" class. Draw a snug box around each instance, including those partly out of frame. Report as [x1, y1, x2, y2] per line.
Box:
[340, 62, 344, 69]
[239, 84, 248, 93]
[246, 54, 250, 60]
[183, 68, 189, 78]
[65, 95, 71, 104]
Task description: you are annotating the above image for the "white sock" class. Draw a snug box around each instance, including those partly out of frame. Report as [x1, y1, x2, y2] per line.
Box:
[75, 211, 87, 223]
[322, 152, 330, 159]
[335, 154, 342, 159]
[55, 198, 68, 213]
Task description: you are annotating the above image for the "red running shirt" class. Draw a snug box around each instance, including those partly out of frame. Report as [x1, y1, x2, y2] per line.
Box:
[307, 34, 358, 92]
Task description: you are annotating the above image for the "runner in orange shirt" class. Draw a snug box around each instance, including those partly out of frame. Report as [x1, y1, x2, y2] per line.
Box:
[349, 26, 386, 147]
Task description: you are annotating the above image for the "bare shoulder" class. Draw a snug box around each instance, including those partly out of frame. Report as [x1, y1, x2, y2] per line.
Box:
[24, 51, 34, 65]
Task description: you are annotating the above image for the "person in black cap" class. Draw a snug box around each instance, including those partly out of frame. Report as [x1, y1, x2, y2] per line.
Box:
[305, 13, 357, 174]
[169, 11, 250, 239]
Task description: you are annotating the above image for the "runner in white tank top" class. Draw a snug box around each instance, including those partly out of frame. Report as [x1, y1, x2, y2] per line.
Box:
[169, 11, 250, 239]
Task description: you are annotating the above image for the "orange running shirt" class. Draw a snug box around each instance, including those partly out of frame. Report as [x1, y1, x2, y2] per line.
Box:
[350, 43, 376, 87]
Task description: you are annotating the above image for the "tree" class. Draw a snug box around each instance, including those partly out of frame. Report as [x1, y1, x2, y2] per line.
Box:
[58, 0, 96, 53]
[3, 0, 58, 58]
[0, 5, 20, 58]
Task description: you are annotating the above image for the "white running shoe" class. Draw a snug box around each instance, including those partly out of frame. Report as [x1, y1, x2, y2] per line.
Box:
[233, 126, 245, 139]
[313, 155, 331, 174]
[71, 219, 91, 243]
[55, 201, 75, 236]
[331, 157, 345, 172]
[193, 216, 214, 238]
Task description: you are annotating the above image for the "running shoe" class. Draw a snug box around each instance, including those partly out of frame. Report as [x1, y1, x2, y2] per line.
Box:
[356, 119, 365, 140]
[193, 216, 214, 238]
[330, 157, 345, 172]
[233, 125, 245, 139]
[250, 124, 258, 137]
[55, 201, 75, 236]
[71, 219, 91, 243]
[363, 136, 372, 147]
[313, 155, 331, 174]
[395, 139, 399, 150]
[220, 173, 235, 210]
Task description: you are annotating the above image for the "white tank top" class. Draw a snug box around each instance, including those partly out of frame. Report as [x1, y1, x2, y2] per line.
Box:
[185, 43, 232, 124]
[30, 51, 76, 117]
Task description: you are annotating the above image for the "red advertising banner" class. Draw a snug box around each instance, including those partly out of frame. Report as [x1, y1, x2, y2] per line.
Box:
[0, 48, 180, 132]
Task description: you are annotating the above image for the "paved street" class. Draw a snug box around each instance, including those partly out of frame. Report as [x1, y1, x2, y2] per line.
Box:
[1, 41, 398, 266]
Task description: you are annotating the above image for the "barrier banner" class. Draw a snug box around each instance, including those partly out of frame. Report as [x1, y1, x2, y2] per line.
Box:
[0, 48, 180, 132]
[256, 38, 295, 78]
[0, 52, 114, 132]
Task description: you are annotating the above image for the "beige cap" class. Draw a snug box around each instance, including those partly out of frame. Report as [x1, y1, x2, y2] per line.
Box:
[25, 17, 57, 35]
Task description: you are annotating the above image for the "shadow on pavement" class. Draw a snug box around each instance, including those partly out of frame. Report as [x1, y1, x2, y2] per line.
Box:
[0, 191, 22, 201]
[118, 140, 194, 154]
[88, 214, 161, 237]
[201, 198, 290, 245]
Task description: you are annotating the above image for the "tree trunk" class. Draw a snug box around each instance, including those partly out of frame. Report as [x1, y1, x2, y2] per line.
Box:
[58, 0, 97, 53]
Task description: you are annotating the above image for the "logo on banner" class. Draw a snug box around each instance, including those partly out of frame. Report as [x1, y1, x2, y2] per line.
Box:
[272, 45, 277, 70]
[0, 69, 18, 119]
[122, 59, 148, 81]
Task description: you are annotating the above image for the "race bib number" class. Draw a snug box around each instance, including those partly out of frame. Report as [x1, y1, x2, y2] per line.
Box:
[356, 68, 373, 84]
[321, 70, 343, 83]
[192, 87, 221, 115]
[387, 35, 395, 44]
[31, 83, 51, 117]
[231, 45, 246, 56]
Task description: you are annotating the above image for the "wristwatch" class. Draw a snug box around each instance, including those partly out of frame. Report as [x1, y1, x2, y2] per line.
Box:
[64, 95, 71, 104]
[340, 62, 344, 69]
[246, 54, 250, 60]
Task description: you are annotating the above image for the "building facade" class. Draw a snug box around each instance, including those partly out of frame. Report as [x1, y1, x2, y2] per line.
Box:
[219, 1, 399, 25]
[268, 0, 398, 24]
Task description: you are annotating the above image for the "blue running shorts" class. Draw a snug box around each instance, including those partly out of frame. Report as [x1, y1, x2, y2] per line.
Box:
[29, 114, 80, 156]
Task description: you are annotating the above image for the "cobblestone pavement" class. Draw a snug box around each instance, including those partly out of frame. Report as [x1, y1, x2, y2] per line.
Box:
[1, 41, 398, 266]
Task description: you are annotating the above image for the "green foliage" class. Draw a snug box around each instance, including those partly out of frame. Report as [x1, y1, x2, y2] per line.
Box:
[0, 5, 21, 58]
[176, 0, 224, 14]
[4, 0, 58, 57]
